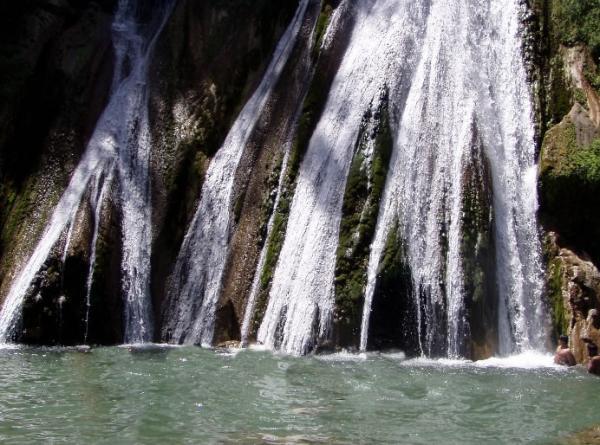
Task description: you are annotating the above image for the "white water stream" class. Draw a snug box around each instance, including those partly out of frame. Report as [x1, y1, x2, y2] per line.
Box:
[257, 0, 547, 356]
[257, 0, 431, 355]
[360, 0, 547, 356]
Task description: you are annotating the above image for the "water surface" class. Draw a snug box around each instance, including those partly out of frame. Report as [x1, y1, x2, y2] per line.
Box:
[0, 346, 597, 444]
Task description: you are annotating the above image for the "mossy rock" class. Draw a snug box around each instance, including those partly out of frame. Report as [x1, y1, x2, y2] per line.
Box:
[333, 90, 393, 347]
[539, 117, 600, 262]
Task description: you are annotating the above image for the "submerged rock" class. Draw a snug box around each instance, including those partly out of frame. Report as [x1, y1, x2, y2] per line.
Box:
[559, 425, 600, 445]
[216, 340, 241, 349]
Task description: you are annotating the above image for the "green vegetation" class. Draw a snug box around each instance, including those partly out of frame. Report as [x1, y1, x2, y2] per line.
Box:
[530, 0, 600, 130]
[549, 0, 600, 110]
[551, 0, 600, 58]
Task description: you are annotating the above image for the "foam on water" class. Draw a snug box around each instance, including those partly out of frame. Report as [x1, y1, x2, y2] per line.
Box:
[473, 351, 560, 369]
[399, 351, 563, 370]
[315, 351, 369, 363]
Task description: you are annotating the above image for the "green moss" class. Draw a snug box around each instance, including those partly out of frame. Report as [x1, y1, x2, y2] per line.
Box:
[379, 224, 405, 278]
[233, 190, 245, 225]
[548, 55, 574, 125]
[532, 1, 600, 132]
[458, 136, 497, 358]
[89, 236, 110, 302]
[0, 175, 60, 268]
[541, 121, 600, 183]
[312, 2, 334, 60]
[573, 88, 588, 107]
[247, 152, 285, 250]
[365, 220, 419, 353]
[571, 138, 600, 183]
[250, 190, 293, 333]
[540, 120, 579, 177]
[333, 92, 393, 342]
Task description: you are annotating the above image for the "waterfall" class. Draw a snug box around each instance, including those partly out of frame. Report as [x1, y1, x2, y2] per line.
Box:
[161, 0, 309, 346]
[253, 0, 547, 356]
[0, 0, 173, 343]
[360, 0, 547, 356]
[257, 0, 431, 355]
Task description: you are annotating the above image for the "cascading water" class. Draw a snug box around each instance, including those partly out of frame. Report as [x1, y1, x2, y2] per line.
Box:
[360, 0, 548, 356]
[161, 0, 309, 346]
[254, 0, 547, 356]
[0, 0, 173, 344]
[0, 0, 548, 356]
[257, 0, 431, 355]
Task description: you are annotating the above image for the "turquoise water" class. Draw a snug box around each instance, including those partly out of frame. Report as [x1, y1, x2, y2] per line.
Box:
[0, 345, 598, 444]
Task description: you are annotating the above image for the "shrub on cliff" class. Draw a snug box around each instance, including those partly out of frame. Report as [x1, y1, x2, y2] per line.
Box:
[552, 0, 600, 58]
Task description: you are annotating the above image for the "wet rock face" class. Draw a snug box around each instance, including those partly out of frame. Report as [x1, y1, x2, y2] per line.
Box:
[334, 92, 393, 350]
[0, 0, 116, 178]
[545, 232, 600, 363]
[366, 227, 419, 356]
[461, 130, 497, 360]
[1, 0, 597, 353]
[214, 0, 322, 344]
[0, 0, 116, 307]
[537, 45, 600, 263]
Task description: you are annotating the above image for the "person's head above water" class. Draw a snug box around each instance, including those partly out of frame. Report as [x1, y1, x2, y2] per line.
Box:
[559, 335, 569, 347]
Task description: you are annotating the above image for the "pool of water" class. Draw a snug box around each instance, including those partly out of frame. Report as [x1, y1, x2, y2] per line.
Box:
[0, 345, 597, 444]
